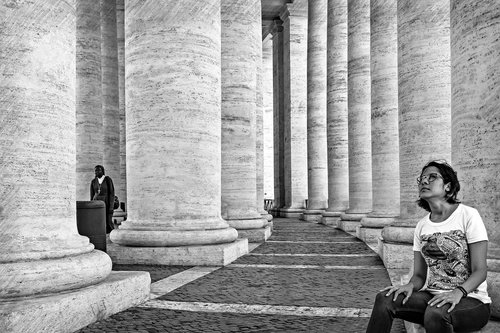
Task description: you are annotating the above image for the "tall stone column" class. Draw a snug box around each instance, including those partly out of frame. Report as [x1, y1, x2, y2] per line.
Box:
[262, 35, 275, 204]
[0, 1, 148, 331]
[116, 0, 127, 213]
[221, 0, 270, 242]
[109, 0, 246, 265]
[255, 2, 272, 224]
[269, 19, 286, 218]
[339, 0, 372, 231]
[101, 0, 120, 190]
[76, 0, 103, 200]
[358, 0, 399, 246]
[381, 0, 451, 271]
[451, 0, 500, 319]
[322, 0, 349, 226]
[280, 0, 309, 218]
[303, 0, 328, 223]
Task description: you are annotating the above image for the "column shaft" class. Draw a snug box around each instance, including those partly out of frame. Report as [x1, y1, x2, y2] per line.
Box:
[281, 0, 309, 218]
[358, 0, 399, 243]
[221, 0, 269, 239]
[262, 36, 275, 206]
[270, 19, 286, 217]
[101, 0, 120, 189]
[76, 0, 103, 200]
[451, 0, 500, 318]
[255, 1, 272, 223]
[111, 0, 238, 248]
[322, 0, 349, 226]
[303, 0, 328, 222]
[339, 0, 372, 230]
[0, 0, 111, 297]
[381, 0, 451, 270]
[116, 0, 127, 209]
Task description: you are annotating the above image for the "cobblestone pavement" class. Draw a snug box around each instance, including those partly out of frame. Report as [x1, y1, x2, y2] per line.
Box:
[77, 218, 405, 333]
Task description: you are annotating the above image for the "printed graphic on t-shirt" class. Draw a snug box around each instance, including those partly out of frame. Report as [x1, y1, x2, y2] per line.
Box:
[420, 229, 470, 290]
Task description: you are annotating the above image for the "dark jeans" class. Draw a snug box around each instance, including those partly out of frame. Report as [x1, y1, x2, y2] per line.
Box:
[366, 290, 490, 333]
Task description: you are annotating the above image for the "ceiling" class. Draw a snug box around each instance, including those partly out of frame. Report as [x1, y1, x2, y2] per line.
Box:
[261, 0, 291, 39]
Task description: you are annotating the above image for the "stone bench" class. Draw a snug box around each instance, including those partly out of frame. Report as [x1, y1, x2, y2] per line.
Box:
[405, 319, 500, 333]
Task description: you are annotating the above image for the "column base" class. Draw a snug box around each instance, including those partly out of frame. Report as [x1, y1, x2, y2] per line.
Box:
[226, 217, 268, 230]
[320, 211, 342, 226]
[338, 213, 366, 232]
[280, 208, 304, 218]
[237, 226, 272, 243]
[0, 271, 150, 333]
[112, 209, 127, 225]
[107, 238, 248, 266]
[261, 213, 273, 222]
[268, 208, 281, 217]
[302, 209, 325, 222]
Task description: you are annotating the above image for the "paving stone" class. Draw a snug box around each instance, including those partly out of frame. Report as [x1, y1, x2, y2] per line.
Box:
[76, 217, 404, 332]
[112, 264, 193, 283]
[233, 254, 384, 266]
[251, 242, 373, 255]
[77, 307, 371, 333]
[158, 266, 390, 309]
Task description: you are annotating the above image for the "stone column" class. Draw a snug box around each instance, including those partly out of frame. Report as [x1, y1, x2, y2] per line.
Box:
[76, 0, 103, 200]
[339, 0, 372, 231]
[303, 0, 328, 223]
[109, 0, 246, 266]
[0, 1, 149, 330]
[357, 0, 399, 246]
[221, 0, 270, 242]
[101, 0, 120, 191]
[381, 0, 451, 271]
[255, 3, 272, 223]
[280, 0, 309, 218]
[322, 0, 349, 226]
[262, 35, 275, 205]
[269, 19, 286, 217]
[115, 0, 127, 216]
[451, 0, 500, 319]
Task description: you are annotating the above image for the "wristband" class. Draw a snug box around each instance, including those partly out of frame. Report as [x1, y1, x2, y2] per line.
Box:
[456, 286, 468, 298]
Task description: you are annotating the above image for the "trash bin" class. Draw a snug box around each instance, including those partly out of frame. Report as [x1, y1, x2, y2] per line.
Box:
[76, 200, 106, 252]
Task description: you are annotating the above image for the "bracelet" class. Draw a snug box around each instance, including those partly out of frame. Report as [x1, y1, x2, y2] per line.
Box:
[456, 286, 468, 298]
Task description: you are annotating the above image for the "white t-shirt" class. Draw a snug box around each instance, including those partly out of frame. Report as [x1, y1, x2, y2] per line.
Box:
[413, 204, 491, 304]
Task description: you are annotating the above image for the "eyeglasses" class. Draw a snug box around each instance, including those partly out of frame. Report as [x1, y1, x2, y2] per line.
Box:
[416, 173, 443, 185]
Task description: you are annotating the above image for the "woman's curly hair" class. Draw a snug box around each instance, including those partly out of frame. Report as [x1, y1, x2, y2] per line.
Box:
[417, 160, 461, 212]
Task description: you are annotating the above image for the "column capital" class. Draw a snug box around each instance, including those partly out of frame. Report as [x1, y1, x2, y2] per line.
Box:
[270, 19, 284, 35]
[280, 0, 308, 21]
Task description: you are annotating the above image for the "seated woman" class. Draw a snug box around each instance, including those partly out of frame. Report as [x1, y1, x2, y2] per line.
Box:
[366, 160, 491, 333]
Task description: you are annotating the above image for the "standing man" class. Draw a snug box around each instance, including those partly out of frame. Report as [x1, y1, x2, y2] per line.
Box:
[90, 165, 115, 233]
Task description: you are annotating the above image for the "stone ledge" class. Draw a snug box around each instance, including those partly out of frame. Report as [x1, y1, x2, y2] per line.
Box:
[405, 319, 500, 333]
[237, 226, 272, 243]
[107, 238, 248, 266]
[0, 271, 150, 333]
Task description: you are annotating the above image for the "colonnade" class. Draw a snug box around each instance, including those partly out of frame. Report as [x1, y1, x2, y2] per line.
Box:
[0, 0, 271, 331]
[1, 0, 499, 330]
[266, 0, 500, 319]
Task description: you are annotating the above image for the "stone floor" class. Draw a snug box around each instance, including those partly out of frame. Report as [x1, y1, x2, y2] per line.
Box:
[76, 217, 405, 333]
